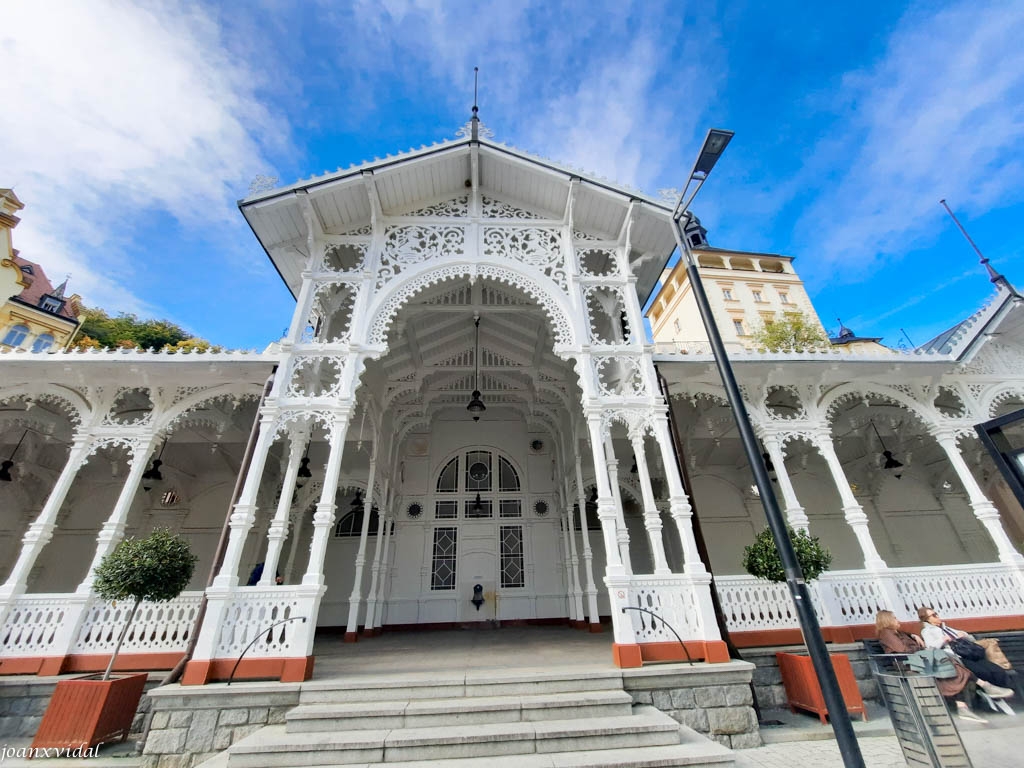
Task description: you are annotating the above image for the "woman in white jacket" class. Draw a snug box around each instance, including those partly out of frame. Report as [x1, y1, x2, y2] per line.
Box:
[918, 606, 1015, 698]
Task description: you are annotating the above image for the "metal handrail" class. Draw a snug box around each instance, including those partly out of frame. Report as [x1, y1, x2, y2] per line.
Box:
[620, 606, 694, 666]
[226, 616, 307, 685]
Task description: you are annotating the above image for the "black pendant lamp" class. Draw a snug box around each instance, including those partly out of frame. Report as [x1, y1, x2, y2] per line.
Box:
[870, 421, 903, 479]
[0, 430, 29, 482]
[466, 316, 486, 421]
[584, 486, 598, 514]
[142, 441, 166, 492]
[470, 492, 485, 515]
[351, 489, 363, 509]
[296, 441, 313, 489]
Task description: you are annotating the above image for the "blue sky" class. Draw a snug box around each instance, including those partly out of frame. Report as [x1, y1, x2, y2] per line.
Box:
[3, 0, 1022, 350]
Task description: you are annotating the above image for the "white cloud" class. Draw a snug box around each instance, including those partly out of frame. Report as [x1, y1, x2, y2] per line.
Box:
[0, 0, 286, 314]
[793, 1, 1024, 278]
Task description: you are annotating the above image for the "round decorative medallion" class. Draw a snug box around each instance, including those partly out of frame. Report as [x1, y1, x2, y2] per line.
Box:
[534, 500, 549, 516]
[407, 503, 423, 519]
[468, 461, 489, 482]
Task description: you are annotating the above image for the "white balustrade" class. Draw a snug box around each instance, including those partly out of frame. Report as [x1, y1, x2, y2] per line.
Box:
[214, 588, 313, 659]
[0, 595, 72, 655]
[891, 564, 1024, 619]
[73, 592, 203, 655]
[716, 563, 1024, 633]
[626, 577, 706, 643]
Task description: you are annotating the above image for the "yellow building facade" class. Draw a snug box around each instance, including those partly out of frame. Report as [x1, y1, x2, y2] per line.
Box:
[0, 189, 80, 352]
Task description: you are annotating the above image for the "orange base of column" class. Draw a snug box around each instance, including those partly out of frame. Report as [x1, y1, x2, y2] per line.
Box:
[343, 631, 359, 643]
[181, 656, 315, 685]
[361, 627, 380, 638]
[588, 623, 604, 633]
[612, 640, 730, 667]
[0, 653, 185, 677]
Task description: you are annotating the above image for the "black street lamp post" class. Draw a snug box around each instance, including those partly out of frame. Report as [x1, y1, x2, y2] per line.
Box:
[668, 129, 865, 768]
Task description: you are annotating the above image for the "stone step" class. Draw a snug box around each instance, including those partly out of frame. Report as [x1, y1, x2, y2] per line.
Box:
[287, 690, 635, 732]
[226, 707, 684, 767]
[299, 669, 625, 705]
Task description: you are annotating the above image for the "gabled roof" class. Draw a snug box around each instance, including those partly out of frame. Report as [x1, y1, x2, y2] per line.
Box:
[8, 256, 78, 322]
[918, 284, 1024, 361]
[239, 134, 679, 304]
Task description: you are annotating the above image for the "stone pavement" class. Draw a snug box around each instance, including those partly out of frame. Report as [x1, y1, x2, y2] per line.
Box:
[735, 704, 1024, 768]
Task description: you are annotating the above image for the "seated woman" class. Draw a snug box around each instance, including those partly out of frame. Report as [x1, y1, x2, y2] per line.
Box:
[918, 607, 1015, 698]
[875, 610, 984, 721]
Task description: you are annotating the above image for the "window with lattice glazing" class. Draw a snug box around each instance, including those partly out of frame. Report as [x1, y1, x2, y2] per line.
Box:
[500, 525, 524, 588]
[431, 527, 457, 590]
[431, 449, 522, 520]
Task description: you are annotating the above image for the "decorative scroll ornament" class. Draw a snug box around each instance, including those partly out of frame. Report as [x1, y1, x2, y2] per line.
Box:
[482, 227, 566, 290]
[456, 120, 495, 139]
[404, 195, 469, 218]
[322, 242, 367, 273]
[286, 356, 346, 399]
[594, 355, 647, 397]
[378, 226, 466, 291]
[481, 196, 543, 220]
[248, 175, 279, 194]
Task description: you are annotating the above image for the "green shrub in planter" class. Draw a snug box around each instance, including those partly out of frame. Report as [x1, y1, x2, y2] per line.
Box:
[742, 526, 832, 583]
[93, 528, 197, 680]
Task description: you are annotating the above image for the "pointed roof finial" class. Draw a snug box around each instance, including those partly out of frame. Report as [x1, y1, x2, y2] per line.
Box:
[940, 199, 1020, 298]
[836, 318, 854, 339]
[471, 66, 480, 142]
[52, 274, 71, 299]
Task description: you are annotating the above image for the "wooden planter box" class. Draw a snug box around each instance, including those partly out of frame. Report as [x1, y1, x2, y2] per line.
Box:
[31, 673, 148, 751]
[776, 652, 867, 724]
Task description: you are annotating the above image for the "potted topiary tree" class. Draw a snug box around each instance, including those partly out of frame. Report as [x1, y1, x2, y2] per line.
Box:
[742, 526, 865, 722]
[32, 528, 197, 751]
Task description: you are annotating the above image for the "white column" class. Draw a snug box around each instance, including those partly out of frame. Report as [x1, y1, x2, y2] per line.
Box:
[563, 493, 585, 623]
[587, 415, 636, 648]
[574, 453, 600, 626]
[631, 432, 670, 574]
[364, 507, 388, 634]
[77, 435, 159, 594]
[604, 435, 632, 572]
[282, 503, 308, 585]
[0, 436, 92, 600]
[811, 429, 887, 569]
[213, 412, 278, 588]
[304, 422, 349, 585]
[652, 414, 706, 574]
[763, 435, 810, 531]
[934, 431, 1024, 564]
[345, 453, 378, 636]
[259, 431, 305, 586]
[372, 512, 394, 630]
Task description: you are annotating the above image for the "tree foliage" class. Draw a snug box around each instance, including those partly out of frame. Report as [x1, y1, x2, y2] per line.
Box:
[742, 526, 832, 583]
[751, 312, 830, 352]
[71, 306, 221, 352]
[93, 528, 197, 604]
[93, 528, 197, 680]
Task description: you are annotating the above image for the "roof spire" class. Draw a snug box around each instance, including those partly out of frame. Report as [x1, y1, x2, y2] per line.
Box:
[51, 274, 70, 299]
[836, 317, 854, 339]
[471, 66, 479, 142]
[939, 199, 1020, 298]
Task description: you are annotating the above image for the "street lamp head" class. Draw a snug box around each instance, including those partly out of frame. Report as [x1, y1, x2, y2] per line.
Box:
[693, 129, 734, 176]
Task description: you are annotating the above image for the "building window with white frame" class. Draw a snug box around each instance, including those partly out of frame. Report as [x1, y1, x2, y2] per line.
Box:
[722, 288, 734, 301]
[31, 333, 54, 353]
[779, 292, 791, 305]
[751, 290, 763, 303]
[1, 325, 29, 348]
[431, 527, 458, 590]
[500, 525, 525, 588]
[733, 319, 745, 335]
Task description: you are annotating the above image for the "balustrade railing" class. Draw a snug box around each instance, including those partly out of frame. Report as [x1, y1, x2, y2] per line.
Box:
[73, 592, 203, 654]
[214, 588, 313, 658]
[625, 576, 706, 642]
[0, 595, 73, 655]
[715, 563, 1024, 632]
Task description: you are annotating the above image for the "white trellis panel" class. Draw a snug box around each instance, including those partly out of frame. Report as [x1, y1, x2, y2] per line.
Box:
[0, 595, 72, 655]
[626, 576, 706, 642]
[214, 588, 314, 659]
[73, 592, 203, 655]
[892, 564, 1024, 618]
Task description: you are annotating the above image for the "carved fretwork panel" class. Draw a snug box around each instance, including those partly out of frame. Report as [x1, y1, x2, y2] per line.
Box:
[585, 287, 631, 345]
[286, 356, 347, 399]
[481, 196, 544, 220]
[322, 243, 367, 273]
[593, 355, 647, 397]
[309, 282, 358, 344]
[578, 248, 618, 277]
[106, 388, 155, 426]
[378, 226, 467, 290]
[482, 227, 567, 290]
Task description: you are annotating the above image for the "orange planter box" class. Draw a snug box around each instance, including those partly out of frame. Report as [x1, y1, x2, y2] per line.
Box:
[31, 673, 148, 751]
[776, 652, 867, 724]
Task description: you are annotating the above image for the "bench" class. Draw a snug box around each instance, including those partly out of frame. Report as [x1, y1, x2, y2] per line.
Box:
[976, 631, 1024, 700]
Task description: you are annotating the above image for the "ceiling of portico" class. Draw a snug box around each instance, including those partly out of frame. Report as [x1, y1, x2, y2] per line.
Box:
[359, 277, 580, 445]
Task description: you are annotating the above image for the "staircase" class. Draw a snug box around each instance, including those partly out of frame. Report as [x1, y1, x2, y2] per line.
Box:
[203, 668, 735, 767]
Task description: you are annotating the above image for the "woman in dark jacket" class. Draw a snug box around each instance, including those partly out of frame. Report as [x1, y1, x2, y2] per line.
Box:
[875, 610, 984, 722]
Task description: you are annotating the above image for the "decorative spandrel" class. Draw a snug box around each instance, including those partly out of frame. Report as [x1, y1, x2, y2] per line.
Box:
[482, 227, 567, 290]
[378, 225, 467, 291]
